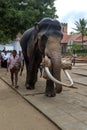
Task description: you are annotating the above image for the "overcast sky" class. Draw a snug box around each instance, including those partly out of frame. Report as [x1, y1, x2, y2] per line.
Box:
[54, 0, 87, 34]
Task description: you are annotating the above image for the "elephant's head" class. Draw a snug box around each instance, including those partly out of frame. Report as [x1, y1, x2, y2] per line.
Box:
[34, 18, 73, 94]
[34, 18, 63, 54]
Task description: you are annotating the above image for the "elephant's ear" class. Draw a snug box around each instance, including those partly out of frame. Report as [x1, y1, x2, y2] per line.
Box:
[38, 34, 48, 54]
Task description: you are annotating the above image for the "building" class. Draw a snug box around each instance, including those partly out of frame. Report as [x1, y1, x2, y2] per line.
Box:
[0, 34, 22, 54]
[61, 23, 68, 34]
[61, 23, 87, 54]
[0, 40, 22, 54]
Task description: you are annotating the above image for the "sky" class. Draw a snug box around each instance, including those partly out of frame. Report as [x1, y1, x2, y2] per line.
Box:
[54, 0, 87, 34]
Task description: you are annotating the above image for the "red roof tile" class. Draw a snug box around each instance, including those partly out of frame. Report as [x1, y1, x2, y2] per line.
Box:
[61, 33, 87, 44]
[74, 35, 87, 43]
[61, 34, 71, 43]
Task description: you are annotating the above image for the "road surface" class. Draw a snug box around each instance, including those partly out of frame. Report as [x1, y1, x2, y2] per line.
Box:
[0, 78, 60, 130]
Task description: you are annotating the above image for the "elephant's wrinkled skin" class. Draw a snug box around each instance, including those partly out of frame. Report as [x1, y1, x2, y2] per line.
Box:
[20, 17, 63, 97]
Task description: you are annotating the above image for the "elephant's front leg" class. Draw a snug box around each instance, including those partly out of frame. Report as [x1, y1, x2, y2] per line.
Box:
[26, 53, 42, 89]
[45, 80, 56, 97]
[26, 65, 38, 89]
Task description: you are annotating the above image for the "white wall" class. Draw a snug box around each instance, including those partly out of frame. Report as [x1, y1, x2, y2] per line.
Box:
[0, 40, 22, 53]
[13, 41, 22, 54]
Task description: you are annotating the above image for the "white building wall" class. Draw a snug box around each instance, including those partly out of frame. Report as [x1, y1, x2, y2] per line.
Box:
[0, 40, 22, 53]
[13, 40, 22, 54]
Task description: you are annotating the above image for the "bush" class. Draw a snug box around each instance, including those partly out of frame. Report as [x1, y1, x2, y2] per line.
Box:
[72, 43, 82, 51]
[71, 43, 87, 56]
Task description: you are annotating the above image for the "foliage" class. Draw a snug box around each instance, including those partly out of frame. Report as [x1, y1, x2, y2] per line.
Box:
[0, 0, 58, 44]
[72, 43, 82, 51]
[73, 18, 87, 34]
[71, 43, 87, 56]
[73, 18, 87, 46]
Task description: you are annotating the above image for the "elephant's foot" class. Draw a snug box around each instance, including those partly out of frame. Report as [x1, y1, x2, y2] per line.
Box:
[45, 80, 56, 97]
[55, 85, 62, 93]
[45, 91, 56, 97]
[26, 84, 35, 90]
[45, 86, 56, 97]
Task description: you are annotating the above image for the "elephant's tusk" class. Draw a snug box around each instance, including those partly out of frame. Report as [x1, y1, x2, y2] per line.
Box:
[44, 67, 75, 88]
[63, 69, 74, 87]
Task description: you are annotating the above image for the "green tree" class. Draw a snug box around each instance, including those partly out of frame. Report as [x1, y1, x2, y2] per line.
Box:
[0, 0, 58, 44]
[73, 18, 87, 47]
[72, 43, 82, 51]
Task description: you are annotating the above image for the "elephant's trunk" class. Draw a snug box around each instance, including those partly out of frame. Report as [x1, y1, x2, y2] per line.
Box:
[51, 51, 61, 79]
[44, 36, 62, 91]
[49, 51, 62, 91]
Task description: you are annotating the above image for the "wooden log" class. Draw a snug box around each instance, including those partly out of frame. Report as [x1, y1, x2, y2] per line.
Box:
[61, 59, 72, 70]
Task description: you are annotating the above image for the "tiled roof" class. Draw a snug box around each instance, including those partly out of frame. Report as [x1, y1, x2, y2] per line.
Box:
[61, 34, 70, 43]
[61, 33, 87, 44]
[61, 34, 71, 43]
[70, 33, 81, 40]
[74, 35, 87, 43]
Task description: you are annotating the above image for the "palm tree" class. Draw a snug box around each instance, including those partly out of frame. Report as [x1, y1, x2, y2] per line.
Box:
[73, 18, 87, 47]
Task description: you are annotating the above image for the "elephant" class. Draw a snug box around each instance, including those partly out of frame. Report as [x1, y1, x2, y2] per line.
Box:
[20, 17, 73, 97]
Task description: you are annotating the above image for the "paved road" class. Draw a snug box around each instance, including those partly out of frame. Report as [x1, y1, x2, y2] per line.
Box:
[0, 63, 87, 130]
[0, 79, 59, 130]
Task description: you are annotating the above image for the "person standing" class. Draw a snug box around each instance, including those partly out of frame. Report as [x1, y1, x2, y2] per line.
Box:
[72, 51, 77, 66]
[39, 63, 44, 77]
[19, 51, 24, 76]
[0, 52, 2, 68]
[7, 50, 21, 88]
[1, 50, 9, 68]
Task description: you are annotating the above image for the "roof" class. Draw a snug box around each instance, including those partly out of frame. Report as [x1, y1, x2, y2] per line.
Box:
[61, 33, 87, 44]
[61, 34, 71, 43]
[74, 35, 87, 43]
